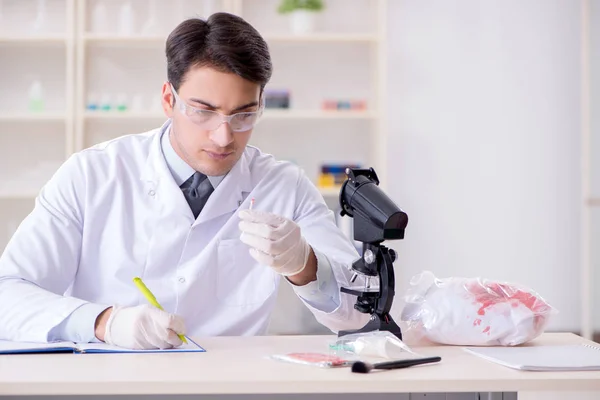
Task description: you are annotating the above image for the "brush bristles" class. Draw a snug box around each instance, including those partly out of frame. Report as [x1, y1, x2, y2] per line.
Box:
[351, 361, 373, 373]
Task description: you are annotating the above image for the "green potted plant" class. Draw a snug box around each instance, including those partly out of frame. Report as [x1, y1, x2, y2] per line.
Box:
[277, 0, 325, 35]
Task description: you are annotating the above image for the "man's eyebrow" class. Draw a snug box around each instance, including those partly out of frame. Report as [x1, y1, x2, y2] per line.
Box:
[189, 98, 218, 109]
[232, 101, 259, 112]
[187, 99, 259, 112]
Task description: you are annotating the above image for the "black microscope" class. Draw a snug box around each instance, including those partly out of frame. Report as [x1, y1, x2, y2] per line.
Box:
[337, 167, 408, 340]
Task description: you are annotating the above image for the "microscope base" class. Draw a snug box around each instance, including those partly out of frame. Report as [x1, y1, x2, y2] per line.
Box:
[338, 313, 402, 340]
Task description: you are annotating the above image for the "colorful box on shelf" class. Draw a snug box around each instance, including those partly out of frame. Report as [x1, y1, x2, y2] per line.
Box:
[321, 99, 367, 111]
[264, 89, 290, 109]
[317, 163, 360, 189]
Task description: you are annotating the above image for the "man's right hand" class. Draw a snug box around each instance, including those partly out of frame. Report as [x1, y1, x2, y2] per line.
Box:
[94, 305, 186, 350]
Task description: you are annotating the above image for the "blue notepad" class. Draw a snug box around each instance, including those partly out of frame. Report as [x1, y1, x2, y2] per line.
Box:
[0, 337, 205, 354]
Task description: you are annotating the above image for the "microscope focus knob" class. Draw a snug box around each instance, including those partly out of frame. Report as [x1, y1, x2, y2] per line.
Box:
[389, 248, 397, 262]
[364, 249, 375, 264]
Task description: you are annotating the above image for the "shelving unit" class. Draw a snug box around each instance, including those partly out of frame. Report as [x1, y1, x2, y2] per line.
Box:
[83, 109, 376, 120]
[262, 109, 377, 119]
[83, 34, 165, 42]
[0, 0, 74, 199]
[0, 0, 387, 254]
[0, 113, 66, 121]
[83, 111, 165, 120]
[0, 188, 43, 200]
[581, 0, 600, 341]
[0, 36, 66, 44]
[317, 187, 341, 197]
[264, 33, 377, 42]
[587, 198, 600, 207]
[83, 33, 377, 44]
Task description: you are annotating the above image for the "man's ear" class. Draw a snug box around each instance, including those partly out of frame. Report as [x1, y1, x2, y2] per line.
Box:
[161, 81, 175, 118]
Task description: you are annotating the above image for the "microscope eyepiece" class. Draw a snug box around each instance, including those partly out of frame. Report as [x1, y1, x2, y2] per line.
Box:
[339, 168, 408, 244]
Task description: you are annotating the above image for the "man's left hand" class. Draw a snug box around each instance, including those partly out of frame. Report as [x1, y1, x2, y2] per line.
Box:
[238, 209, 311, 277]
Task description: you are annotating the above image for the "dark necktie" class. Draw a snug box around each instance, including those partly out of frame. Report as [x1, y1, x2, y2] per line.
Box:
[180, 172, 214, 219]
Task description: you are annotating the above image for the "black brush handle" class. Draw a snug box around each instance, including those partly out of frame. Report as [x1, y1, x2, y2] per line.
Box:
[373, 356, 442, 370]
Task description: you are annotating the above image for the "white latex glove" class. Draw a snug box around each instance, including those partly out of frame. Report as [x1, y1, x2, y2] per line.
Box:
[238, 209, 310, 276]
[104, 304, 186, 350]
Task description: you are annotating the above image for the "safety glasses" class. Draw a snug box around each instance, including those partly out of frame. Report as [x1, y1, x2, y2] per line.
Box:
[170, 83, 263, 132]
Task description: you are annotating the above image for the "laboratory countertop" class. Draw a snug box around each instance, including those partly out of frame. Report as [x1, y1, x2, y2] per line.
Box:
[0, 333, 598, 396]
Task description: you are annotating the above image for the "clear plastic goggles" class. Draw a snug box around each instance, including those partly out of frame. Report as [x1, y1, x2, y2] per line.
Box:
[170, 83, 263, 132]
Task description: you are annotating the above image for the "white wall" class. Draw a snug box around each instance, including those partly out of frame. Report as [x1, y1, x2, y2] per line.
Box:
[386, 0, 583, 332]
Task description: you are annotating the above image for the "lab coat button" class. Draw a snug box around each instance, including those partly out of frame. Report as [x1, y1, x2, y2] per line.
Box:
[148, 189, 156, 197]
[178, 277, 186, 283]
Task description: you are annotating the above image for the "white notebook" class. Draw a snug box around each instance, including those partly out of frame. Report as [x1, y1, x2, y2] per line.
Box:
[464, 343, 600, 371]
[0, 338, 205, 354]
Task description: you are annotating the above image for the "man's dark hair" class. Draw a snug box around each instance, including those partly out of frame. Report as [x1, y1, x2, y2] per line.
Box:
[166, 13, 272, 92]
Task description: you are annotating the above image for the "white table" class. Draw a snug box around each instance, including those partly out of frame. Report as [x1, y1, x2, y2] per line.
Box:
[0, 333, 598, 399]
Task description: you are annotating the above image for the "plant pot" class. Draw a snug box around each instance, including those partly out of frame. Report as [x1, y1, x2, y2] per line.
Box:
[289, 10, 317, 35]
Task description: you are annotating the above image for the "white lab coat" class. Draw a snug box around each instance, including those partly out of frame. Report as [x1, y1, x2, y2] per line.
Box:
[0, 120, 369, 342]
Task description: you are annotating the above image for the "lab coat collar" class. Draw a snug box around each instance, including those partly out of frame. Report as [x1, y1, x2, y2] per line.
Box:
[161, 125, 226, 189]
[141, 119, 253, 224]
[196, 146, 252, 225]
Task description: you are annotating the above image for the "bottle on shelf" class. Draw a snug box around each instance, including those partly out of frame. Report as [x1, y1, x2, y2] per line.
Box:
[116, 93, 128, 112]
[86, 92, 99, 111]
[0, 1, 4, 35]
[28, 80, 44, 113]
[31, 0, 47, 34]
[100, 94, 112, 111]
[130, 94, 144, 112]
[91, 1, 108, 35]
[118, 1, 135, 36]
[203, 0, 218, 17]
[141, 0, 159, 35]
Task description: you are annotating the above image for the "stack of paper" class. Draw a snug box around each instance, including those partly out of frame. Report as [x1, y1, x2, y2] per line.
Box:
[464, 344, 600, 371]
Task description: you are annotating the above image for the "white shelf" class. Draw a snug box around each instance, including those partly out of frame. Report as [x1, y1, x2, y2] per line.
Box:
[83, 34, 165, 46]
[0, 187, 39, 199]
[263, 109, 377, 120]
[0, 192, 38, 200]
[0, 113, 66, 122]
[84, 111, 166, 120]
[0, 36, 66, 45]
[83, 110, 376, 121]
[587, 198, 600, 206]
[82, 33, 377, 46]
[318, 187, 341, 197]
[264, 33, 378, 43]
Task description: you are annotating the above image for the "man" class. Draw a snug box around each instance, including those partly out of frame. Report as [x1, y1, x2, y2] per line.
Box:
[0, 13, 368, 350]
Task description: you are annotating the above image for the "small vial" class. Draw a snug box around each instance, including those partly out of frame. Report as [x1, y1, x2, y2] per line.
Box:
[116, 93, 128, 112]
[100, 94, 112, 111]
[131, 94, 144, 112]
[86, 92, 98, 111]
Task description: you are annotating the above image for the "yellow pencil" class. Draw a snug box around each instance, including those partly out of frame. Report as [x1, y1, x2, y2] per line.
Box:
[132, 277, 188, 344]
